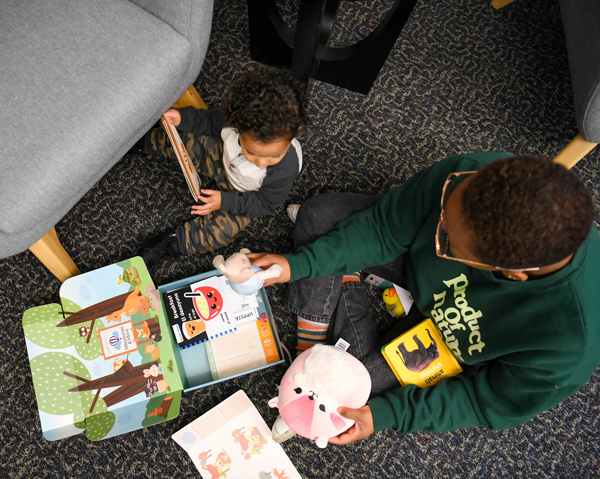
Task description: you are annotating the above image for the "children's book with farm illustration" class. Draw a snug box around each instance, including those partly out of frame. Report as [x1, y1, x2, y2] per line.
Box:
[172, 390, 301, 479]
[161, 115, 201, 201]
[162, 275, 260, 349]
[381, 318, 463, 388]
[22, 257, 183, 441]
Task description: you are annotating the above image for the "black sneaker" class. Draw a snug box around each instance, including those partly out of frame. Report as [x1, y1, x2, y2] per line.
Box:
[134, 232, 179, 269]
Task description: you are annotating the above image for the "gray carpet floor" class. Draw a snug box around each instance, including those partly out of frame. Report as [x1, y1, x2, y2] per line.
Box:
[2, 0, 599, 477]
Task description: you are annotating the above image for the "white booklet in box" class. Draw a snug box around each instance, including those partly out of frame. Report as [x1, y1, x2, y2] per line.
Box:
[173, 390, 302, 479]
[161, 116, 202, 201]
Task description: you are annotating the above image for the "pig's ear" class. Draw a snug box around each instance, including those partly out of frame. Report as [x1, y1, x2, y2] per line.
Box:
[315, 437, 328, 448]
[268, 397, 279, 409]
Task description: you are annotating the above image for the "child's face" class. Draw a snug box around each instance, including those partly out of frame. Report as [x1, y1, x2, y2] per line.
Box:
[239, 132, 291, 169]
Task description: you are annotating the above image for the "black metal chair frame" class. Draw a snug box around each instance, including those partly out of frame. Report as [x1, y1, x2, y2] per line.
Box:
[247, 0, 419, 95]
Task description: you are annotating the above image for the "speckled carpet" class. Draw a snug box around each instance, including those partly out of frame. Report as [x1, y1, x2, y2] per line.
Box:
[2, 0, 599, 477]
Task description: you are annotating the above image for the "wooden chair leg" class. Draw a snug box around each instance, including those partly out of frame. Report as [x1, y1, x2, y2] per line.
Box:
[492, 0, 518, 9]
[171, 85, 207, 110]
[27, 86, 206, 284]
[553, 133, 598, 170]
[28, 227, 81, 283]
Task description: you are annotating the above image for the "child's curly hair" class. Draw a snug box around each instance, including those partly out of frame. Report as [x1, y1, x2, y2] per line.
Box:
[461, 156, 594, 269]
[222, 65, 310, 143]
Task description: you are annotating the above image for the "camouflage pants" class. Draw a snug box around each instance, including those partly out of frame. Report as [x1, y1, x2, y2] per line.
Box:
[147, 127, 252, 255]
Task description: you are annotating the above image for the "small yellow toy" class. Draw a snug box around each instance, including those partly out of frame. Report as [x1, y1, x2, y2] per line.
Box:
[383, 287, 405, 317]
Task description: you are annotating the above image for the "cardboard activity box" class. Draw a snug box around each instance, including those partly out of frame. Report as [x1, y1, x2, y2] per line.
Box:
[22, 257, 285, 441]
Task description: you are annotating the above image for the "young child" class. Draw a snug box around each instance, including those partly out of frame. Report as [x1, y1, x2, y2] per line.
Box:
[134, 66, 310, 268]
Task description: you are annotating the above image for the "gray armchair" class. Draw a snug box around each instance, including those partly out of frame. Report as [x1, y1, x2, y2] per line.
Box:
[0, 0, 213, 281]
[493, 0, 600, 168]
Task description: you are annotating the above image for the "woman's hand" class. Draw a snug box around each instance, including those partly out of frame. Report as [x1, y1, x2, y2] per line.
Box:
[247, 253, 291, 286]
[328, 405, 375, 446]
[191, 190, 222, 216]
[162, 109, 181, 126]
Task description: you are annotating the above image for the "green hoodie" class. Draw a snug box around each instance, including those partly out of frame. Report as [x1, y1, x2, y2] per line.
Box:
[284, 153, 600, 434]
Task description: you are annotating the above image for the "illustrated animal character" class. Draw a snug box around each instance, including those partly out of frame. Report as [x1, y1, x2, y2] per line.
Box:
[185, 287, 224, 321]
[113, 357, 129, 372]
[213, 248, 283, 295]
[183, 319, 207, 340]
[132, 317, 162, 342]
[78, 326, 91, 337]
[148, 405, 164, 417]
[67, 360, 163, 411]
[143, 343, 161, 360]
[148, 396, 174, 418]
[201, 451, 231, 479]
[142, 364, 168, 397]
[106, 285, 150, 323]
[268, 344, 371, 448]
[143, 363, 162, 378]
[382, 287, 405, 317]
[232, 426, 268, 459]
[397, 329, 440, 372]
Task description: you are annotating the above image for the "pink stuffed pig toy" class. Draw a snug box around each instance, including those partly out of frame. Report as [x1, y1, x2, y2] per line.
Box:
[268, 344, 371, 448]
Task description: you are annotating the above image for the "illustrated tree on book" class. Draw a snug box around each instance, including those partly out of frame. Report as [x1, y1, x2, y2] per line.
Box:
[23, 304, 102, 360]
[29, 351, 115, 439]
[85, 411, 117, 441]
[142, 395, 177, 427]
[56, 284, 159, 335]
[64, 360, 169, 413]
[122, 265, 143, 286]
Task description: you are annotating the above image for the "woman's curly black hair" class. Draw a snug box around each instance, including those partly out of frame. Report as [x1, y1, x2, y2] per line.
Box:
[222, 66, 310, 143]
[461, 156, 594, 269]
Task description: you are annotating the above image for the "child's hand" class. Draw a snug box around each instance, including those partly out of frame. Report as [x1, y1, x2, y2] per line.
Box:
[327, 405, 375, 446]
[191, 190, 221, 216]
[162, 109, 181, 126]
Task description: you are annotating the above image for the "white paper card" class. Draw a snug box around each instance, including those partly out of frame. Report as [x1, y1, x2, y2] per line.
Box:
[172, 390, 302, 479]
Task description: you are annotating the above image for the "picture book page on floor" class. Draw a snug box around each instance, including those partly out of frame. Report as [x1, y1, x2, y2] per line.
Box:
[173, 390, 301, 479]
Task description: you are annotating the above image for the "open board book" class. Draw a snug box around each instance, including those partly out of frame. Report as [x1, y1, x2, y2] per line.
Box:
[161, 116, 201, 201]
[163, 276, 281, 381]
[381, 318, 463, 388]
[173, 390, 302, 479]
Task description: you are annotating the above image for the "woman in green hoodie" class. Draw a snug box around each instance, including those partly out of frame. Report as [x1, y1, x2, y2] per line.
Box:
[250, 153, 600, 446]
